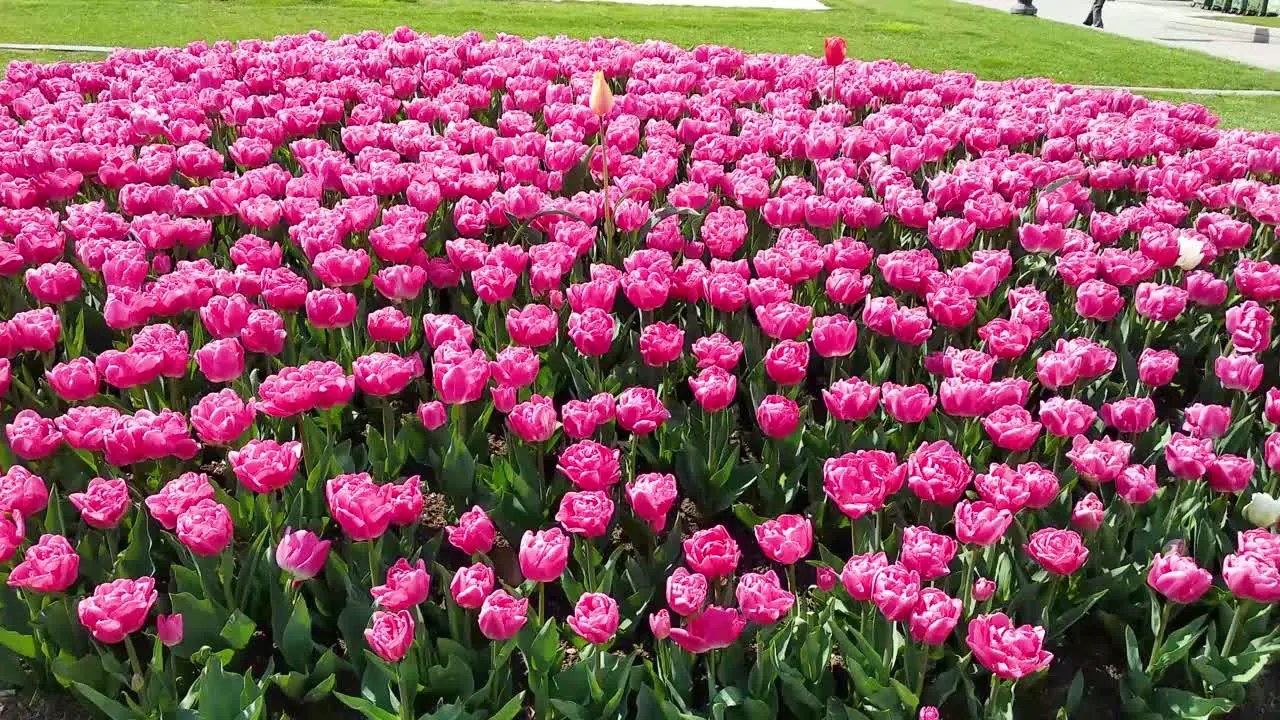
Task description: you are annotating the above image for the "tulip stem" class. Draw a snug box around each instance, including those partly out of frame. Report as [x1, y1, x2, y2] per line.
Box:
[538, 584, 546, 623]
[369, 538, 381, 586]
[915, 643, 929, 701]
[124, 635, 146, 691]
[961, 546, 975, 616]
[1041, 576, 1061, 629]
[1145, 603, 1175, 676]
[1222, 601, 1249, 657]
[706, 650, 717, 705]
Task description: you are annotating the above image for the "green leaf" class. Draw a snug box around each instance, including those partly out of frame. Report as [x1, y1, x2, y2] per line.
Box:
[1153, 689, 1232, 719]
[302, 674, 336, 704]
[778, 668, 823, 714]
[219, 610, 257, 650]
[71, 682, 137, 720]
[1065, 670, 1085, 713]
[1049, 589, 1107, 638]
[1151, 616, 1207, 676]
[549, 699, 587, 720]
[119, 508, 155, 578]
[169, 592, 223, 657]
[199, 657, 252, 720]
[426, 654, 475, 699]
[335, 693, 399, 720]
[486, 691, 526, 720]
[281, 594, 313, 670]
[0, 627, 35, 658]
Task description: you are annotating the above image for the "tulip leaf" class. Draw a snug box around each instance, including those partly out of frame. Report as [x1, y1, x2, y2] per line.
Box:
[0, 627, 35, 658]
[71, 681, 137, 720]
[549, 699, 587, 720]
[1048, 589, 1108, 638]
[427, 654, 475, 699]
[778, 668, 823, 714]
[1152, 689, 1232, 719]
[281, 593, 313, 670]
[199, 656, 254, 720]
[271, 671, 308, 701]
[485, 691, 526, 720]
[336, 693, 399, 720]
[220, 610, 257, 650]
[1150, 616, 1207, 677]
[302, 673, 336, 704]
[119, 507, 155, 577]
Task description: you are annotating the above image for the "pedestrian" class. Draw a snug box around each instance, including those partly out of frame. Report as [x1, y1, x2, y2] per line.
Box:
[1083, 0, 1106, 28]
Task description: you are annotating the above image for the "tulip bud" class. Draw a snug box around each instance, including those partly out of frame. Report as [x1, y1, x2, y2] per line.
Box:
[973, 577, 996, 602]
[1243, 492, 1280, 528]
[589, 71, 613, 117]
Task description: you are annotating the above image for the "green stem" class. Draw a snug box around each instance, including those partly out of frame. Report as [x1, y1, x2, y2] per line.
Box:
[961, 546, 976, 616]
[915, 644, 930, 701]
[706, 650, 717, 705]
[124, 635, 146, 692]
[399, 662, 414, 720]
[539, 584, 546, 623]
[786, 564, 799, 619]
[1041, 576, 1061, 629]
[1222, 601, 1249, 657]
[1145, 603, 1175, 676]
[369, 538, 382, 587]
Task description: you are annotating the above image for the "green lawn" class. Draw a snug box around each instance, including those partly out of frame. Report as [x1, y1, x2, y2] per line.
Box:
[1211, 13, 1280, 26]
[2, 0, 1280, 129]
[1148, 92, 1280, 131]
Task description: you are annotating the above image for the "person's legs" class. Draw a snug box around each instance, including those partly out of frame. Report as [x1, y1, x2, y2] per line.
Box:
[1089, 0, 1106, 27]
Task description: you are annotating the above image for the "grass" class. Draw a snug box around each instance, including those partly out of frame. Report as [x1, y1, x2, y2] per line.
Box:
[2, 0, 1280, 90]
[1148, 92, 1280, 131]
[1, 0, 1280, 130]
[1212, 13, 1280, 26]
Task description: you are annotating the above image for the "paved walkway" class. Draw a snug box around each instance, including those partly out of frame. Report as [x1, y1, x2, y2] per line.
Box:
[954, 0, 1280, 71]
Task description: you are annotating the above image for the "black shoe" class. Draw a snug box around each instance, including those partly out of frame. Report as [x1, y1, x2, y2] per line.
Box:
[1095, 21, 1104, 28]
[1083, 17, 1094, 24]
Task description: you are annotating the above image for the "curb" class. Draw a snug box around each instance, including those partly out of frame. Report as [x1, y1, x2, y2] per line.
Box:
[1166, 16, 1274, 41]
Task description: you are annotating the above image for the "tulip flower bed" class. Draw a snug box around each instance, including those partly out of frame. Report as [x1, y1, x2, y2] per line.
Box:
[2, 27, 1280, 720]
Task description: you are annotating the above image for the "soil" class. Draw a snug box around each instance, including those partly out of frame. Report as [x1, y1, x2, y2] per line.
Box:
[0, 691, 81, 720]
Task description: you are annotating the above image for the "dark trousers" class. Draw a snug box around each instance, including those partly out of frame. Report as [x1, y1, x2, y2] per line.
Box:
[1084, 0, 1106, 25]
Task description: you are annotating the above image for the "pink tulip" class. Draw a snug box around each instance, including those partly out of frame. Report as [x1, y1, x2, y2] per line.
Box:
[754, 514, 813, 565]
[871, 563, 921, 622]
[365, 610, 414, 662]
[556, 491, 614, 537]
[668, 605, 746, 653]
[276, 528, 331, 581]
[683, 526, 741, 579]
[1147, 551, 1212, 604]
[519, 528, 570, 583]
[229, 439, 302, 494]
[7, 534, 78, 593]
[478, 590, 529, 640]
[625, 472, 678, 532]
[157, 614, 184, 647]
[450, 563, 495, 609]
[966, 613, 1053, 680]
[1025, 528, 1088, 575]
[900, 526, 957, 580]
[736, 570, 795, 624]
[568, 592, 619, 644]
[756, 394, 800, 438]
[78, 577, 158, 644]
[1068, 493, 1104, 533]
[909, 588, 962, 645]
[372, 558, 431, 611]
